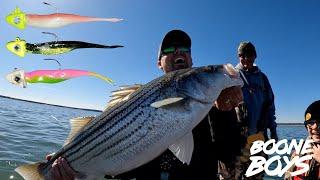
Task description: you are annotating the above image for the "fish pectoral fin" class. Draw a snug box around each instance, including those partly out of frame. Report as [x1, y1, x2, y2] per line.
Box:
[15, 162, 45, 180]
[150, 97, 184, 108]
[64, 116, 95, 145]
[169, 132, 194, 165]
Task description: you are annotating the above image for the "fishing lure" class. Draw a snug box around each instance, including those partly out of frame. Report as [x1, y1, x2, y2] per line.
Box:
[6, 68, 113, 88]
[6, 37, 123, 57]
[6, 7, 123, 30]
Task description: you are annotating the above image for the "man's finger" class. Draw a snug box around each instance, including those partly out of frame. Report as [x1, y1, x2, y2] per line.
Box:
[46, 152, 55, 161]
[50, 160, 62, 180]
[60, 157, 76, 180]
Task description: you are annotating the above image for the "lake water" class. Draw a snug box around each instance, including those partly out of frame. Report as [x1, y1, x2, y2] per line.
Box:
[0, 96, 307, 180]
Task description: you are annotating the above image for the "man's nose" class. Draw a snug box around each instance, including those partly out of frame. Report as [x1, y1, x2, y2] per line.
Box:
[174, 48, 181, 55]
[311, 122, 319, 129]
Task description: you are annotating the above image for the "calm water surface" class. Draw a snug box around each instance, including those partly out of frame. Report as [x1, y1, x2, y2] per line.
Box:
[0, 97, 307, 180]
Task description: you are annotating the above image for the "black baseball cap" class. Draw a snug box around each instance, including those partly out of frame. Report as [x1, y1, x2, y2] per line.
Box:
[238, 41, 257, 57]
[305, 100, 320, 122]
[158, 30, 191, 59]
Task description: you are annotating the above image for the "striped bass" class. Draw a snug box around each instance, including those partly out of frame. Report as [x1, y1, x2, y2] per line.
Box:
[16, 64, 243, 180]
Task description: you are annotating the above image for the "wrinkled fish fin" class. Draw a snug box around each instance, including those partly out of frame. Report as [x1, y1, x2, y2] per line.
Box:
[150, 97, 184, 108]
[64, 116, 95, 146]
[169, 132, 194, 165]
[104, 84, 143, 111]
[15, 162, 45, 180]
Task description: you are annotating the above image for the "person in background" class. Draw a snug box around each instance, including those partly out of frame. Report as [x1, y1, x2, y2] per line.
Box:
[285, 100, 320, 179]
[235, 41, 278, 179]
[236, 41, 278, 141]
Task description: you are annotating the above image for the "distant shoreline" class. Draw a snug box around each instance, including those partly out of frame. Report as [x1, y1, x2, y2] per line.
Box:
[0, 95, 102, 112]
[277, 123, 304, 126]
[0, 95, 307, 123]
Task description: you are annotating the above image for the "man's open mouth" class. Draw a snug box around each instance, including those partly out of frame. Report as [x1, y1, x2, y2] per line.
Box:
[174, 58, 185, 65]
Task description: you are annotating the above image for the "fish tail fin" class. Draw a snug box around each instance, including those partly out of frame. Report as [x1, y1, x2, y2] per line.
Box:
[76, 42, 123, 49]
[74, 16, 123, 23]
[89, 72, 114, 85]
[94, 17, 124, 22]
[15, 162, 46, 180]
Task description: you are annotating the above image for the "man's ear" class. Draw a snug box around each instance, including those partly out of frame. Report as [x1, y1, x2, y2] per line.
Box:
[157, 60, 163, 70]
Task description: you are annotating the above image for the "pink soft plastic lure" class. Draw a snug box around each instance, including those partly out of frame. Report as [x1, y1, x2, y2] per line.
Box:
[6, 7, 123, 30]
[6, 69, 113, 88]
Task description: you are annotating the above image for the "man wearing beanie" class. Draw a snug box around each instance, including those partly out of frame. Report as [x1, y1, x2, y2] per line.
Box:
[285, 100, 320, 179]
[235, 41, 278, 179]
[236, 41, 277, 140]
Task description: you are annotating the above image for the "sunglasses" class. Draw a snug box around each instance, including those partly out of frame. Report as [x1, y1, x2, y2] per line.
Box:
[304, 120, 320, 128]
[162, 47, 191, 55]
[238, 53, 255, 58]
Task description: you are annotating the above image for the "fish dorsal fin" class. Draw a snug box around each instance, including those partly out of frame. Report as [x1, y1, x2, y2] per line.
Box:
[150, 97, 184, 108]
[169, 132, 194, 165]
[104, 84, 142, 111]
[64, 116, 95, 146]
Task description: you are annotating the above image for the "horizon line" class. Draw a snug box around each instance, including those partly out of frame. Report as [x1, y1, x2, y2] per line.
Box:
[0, 95, 103, 112]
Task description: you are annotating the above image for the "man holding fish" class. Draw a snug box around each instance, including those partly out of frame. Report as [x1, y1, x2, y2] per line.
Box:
[42, 29, 243, 180]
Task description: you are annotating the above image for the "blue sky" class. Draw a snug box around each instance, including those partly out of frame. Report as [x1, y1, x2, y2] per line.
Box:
[0, 0, 319, 123]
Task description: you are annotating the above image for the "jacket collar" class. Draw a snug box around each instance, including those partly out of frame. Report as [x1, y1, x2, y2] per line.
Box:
[236, 63, 261, 74]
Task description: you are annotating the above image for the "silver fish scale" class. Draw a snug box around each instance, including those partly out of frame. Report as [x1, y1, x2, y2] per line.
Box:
[74, 90, 179, 172]
[65, 81, 172, 161]
[53, 70, 185, 173]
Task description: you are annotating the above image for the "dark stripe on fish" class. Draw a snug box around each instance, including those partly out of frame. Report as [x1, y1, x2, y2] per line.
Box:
[49, 70, 181, 165]
[26, 41, 123, 54]
[66, 92, 159, 162]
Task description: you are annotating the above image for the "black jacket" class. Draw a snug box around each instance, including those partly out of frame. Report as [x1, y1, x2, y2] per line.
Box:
[112, 107, 242, 180]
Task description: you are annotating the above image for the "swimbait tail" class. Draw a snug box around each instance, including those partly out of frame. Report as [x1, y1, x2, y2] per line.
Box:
[6, 7, 123, 30]
[6, 69, 113, 88]
[6, 37, 124, 57]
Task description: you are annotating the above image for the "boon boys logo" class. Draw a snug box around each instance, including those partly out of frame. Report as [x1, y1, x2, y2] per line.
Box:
[246, 139, 314, 177]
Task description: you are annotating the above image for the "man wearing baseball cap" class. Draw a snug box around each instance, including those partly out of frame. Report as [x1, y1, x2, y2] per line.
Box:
[46, 29, 244, 180]
[142, 29, 242, 180]
[116, 30, 243, 180]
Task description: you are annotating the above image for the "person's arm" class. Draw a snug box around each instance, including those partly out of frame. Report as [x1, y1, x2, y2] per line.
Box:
[46, 154, 76, 180]
[262, 73, 278, 141]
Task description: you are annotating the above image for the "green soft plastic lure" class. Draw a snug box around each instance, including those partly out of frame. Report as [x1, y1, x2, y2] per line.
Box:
[6, 37, 124, 57]
[6, 7, 123, 30]
[6, 68, 113, 88]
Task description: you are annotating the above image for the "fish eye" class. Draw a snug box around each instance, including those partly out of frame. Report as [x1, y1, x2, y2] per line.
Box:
[14, 16, 21, 24]
[14, 45, 21, 52]
[14, 76, 21, 83]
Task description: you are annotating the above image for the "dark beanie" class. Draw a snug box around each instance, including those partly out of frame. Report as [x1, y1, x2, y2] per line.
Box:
[238, 41, 257, 57]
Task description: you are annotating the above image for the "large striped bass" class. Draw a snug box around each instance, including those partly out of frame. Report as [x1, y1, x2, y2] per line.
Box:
[16, 64, 243, 180]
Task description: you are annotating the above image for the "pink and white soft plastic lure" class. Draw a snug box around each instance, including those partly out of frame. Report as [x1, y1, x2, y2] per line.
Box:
[6, 7, 123, 30]
[6, 68, 114, 88]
